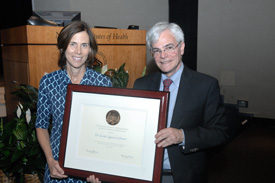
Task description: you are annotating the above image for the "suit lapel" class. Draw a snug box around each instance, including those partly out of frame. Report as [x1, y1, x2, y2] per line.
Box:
[147, 68, 194, 128]
[170, 67, 194, 127]
[149, 72, 162, 90]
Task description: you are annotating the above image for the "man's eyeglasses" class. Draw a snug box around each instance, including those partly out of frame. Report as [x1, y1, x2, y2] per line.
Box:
[151, 41, 182, 57]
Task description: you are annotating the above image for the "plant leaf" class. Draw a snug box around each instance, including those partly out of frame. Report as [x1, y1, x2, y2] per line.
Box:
[11, 148, 25, 163]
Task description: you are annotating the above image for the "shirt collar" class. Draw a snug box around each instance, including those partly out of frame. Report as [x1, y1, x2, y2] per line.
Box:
[63, 67, 90, 84]
[161, 63, 184, 87]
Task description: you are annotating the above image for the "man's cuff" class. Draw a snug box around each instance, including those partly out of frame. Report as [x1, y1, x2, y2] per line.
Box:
[178, 129, 185, 149]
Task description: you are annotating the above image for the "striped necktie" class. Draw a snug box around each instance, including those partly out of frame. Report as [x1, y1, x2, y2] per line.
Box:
[163, 79, 173, 91]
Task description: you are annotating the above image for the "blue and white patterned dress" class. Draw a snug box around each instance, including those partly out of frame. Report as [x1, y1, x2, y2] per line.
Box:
[35, 68, 112, 183]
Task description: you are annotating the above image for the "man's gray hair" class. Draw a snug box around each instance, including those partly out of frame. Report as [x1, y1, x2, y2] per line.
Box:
[146, 22, 184, 50]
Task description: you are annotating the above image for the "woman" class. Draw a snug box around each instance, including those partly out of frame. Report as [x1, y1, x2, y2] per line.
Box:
[35, 21, 112, 183]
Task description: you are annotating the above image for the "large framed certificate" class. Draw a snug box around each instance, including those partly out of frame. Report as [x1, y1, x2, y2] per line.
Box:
[59, 84, 169, 183]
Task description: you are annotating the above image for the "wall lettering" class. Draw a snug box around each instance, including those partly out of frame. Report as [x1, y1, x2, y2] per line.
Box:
[94, 33, 129, 41]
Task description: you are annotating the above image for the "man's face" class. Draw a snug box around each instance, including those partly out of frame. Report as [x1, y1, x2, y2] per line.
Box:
[152, 30, 185, 78]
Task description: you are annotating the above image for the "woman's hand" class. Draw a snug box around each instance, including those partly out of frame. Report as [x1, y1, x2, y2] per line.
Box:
[36, 128, 68, 179]
[48, 158, 68, 179]
[87, 175, 101, 183]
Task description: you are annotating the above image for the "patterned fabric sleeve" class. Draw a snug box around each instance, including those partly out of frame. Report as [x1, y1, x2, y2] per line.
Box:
[85, 69, 113, 87]
[35, 75, 51, 129]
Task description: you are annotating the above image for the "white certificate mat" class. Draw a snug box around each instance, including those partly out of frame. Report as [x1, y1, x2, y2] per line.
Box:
[59, 85, 169, 183]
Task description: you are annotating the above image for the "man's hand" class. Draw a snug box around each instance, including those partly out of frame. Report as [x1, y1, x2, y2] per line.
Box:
[155, 127, 184, 147]
[48, 158, 68, 179]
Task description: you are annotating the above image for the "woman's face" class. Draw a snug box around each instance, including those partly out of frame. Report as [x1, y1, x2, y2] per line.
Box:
[65, 31, 91, 70]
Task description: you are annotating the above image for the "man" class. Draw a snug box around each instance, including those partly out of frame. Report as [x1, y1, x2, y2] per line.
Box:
[133, 22, 228, 183]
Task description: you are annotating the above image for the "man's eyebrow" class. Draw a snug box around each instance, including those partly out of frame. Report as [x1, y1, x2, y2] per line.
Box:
[152, 43, 175, 49]
[163, 43, 175, 47]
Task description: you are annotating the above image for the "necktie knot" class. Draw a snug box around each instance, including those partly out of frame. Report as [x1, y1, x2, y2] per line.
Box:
[163, 79, 173, 91]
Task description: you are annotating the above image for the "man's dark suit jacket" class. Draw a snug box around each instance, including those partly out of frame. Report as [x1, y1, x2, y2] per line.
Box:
[133, 65, 228, 183]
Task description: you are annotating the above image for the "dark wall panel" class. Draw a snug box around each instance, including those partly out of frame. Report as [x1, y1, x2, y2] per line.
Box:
[0, 0, 32, 30]
[169, 0, 198, 70]
[0, 0, 32, 79]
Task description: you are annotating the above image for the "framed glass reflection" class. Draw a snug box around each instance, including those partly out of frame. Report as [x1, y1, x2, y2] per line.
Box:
[59, 84, 169, 183]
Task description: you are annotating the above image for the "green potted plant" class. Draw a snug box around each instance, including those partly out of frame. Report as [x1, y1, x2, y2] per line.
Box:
[105, 63, 129, 88]
[0, 118, 16, 182]
[0, 84, 46, 182]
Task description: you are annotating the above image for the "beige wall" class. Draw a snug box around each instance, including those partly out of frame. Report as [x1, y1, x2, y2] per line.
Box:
[197, 0, 275, 118]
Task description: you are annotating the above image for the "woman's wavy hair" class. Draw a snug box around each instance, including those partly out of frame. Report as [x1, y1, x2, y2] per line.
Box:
[57, 21, 98, 69]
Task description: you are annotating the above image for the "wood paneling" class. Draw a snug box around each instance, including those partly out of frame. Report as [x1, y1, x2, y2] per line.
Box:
[97, 45, 146, 87]
[2, 60, 29, 119]
[1, 25, 146, 119]
[27, 45, 60, 87]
